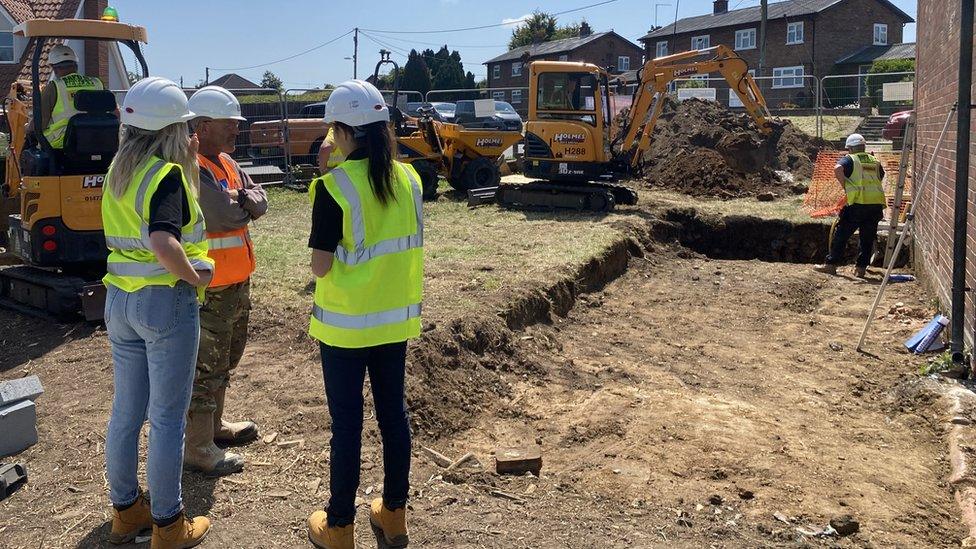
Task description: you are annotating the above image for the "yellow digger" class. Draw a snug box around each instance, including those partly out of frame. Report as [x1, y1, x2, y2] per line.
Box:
[498, 45, 775, 211]
[0, 16, 149, 319]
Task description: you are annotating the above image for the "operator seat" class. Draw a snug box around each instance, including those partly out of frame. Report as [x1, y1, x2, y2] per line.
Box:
[60, 90, 120, 175]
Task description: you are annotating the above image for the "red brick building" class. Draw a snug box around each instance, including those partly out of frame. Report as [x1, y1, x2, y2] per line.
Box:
[0, 0, 132, 93]
[639, 0, 913, 107]
[913, 1, 976, 346]
[484, 28, 643, 112]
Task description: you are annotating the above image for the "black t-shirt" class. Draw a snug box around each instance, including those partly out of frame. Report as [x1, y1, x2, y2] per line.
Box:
[308, 148, 369, 252]
[147, 167, 190, 240]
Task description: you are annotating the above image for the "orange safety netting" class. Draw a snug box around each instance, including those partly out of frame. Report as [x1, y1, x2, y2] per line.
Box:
[803, 150, 913, 220]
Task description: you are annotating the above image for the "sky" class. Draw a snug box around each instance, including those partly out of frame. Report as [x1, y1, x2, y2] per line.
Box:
[111, 0, 917, 90]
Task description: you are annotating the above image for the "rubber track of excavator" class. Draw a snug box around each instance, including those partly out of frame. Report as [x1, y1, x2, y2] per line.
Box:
[496, 181, 638, 213]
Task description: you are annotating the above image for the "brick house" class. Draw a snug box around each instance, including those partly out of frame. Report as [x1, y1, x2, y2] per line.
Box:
[484, 28, 643, 112]
[912, 0, 976, 347]
[0, 0, 132, 94]
[639, 0, 913, 108]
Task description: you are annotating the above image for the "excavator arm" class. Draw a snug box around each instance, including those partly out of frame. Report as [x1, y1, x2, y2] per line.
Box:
[617, 45, 774, 169]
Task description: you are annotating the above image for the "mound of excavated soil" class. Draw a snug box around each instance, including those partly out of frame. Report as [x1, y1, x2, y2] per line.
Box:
[637, 98, 829, 199]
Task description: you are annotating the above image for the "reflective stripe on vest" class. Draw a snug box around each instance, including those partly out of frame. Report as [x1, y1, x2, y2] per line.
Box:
[198, 154, 255, 286]
[844, 153, 886, 206]
[329, 166, 423, 266]
[107, 257, 214, 277]
[311, 302, 421, 330]
[44, 74, 103, 149]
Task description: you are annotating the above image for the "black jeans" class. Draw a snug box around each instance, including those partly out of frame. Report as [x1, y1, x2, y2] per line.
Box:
[319, 341, 411, 527]
[826, 204, 885, 268]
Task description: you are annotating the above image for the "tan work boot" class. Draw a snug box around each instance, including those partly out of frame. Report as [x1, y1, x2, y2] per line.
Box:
[213, 386, 258, 445]
[184, 410, 244, 477]
[109, 490, 152, 544]
[369, 499, 408, 548]
[813, 263, 837, 275]
[307, 510, 355, 549]
[854, 266, 867, 278]
[151, 513, 210, 549]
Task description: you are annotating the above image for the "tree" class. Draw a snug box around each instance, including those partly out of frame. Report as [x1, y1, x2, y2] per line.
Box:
[260, 71, 284, 92]
[401, 50, 432, 95]
[422, 46, 471, 91]
[508, 11, 587, 50]
[865, 58, 915, 102]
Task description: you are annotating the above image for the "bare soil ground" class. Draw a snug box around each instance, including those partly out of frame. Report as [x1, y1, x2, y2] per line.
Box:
[0, 192, 965, 548]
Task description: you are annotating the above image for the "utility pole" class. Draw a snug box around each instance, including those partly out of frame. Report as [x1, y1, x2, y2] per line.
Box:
[180, 76, 184, 88]
[205, 67, 210, 86]
[353, 28, 359, 79]
[950, 0, 974, 364]
[758, 0, 768, 77]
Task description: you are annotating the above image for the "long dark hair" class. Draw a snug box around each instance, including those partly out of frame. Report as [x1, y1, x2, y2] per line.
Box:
[335, 120, 397, 205]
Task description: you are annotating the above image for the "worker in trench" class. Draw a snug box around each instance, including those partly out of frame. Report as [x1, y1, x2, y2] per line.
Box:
[305, 79, 423, 549]
[814, 133, 886, 278]
[34, 44, 105, 148]
[182, 86, 268, 477]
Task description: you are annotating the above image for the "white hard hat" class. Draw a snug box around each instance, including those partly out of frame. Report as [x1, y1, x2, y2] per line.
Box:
[323, 79, 389, 127]
[188, 86, 246, 121]
[49, 44, 77, 66]
[845, 133, 866, 148]
[121, 77, 195, 131]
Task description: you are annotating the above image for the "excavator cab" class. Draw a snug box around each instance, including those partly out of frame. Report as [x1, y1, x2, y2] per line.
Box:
[1, 16, 149, 318]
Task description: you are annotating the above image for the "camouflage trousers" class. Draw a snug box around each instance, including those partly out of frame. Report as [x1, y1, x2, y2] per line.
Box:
[190, 280, 251, 413]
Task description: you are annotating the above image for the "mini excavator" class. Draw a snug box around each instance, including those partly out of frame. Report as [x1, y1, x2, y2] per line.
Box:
[496, 45, 776, 212]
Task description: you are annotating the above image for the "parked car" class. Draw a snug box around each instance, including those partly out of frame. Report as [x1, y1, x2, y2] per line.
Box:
[454, 100, 523, 132]
[882, 109, 913, 141]
[405, 102, 447, 122]
[431, 102, 456, 122]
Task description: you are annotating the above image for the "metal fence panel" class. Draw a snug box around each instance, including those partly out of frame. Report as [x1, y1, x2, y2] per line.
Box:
[425, 87, 530, 117]
[668, 74, 820, 112]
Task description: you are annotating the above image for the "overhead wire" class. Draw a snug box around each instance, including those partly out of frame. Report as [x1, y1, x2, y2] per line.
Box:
[212, 29, 354, 71]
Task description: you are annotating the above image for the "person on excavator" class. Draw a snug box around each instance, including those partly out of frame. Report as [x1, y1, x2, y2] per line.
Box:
[814, 133, 886, 278]
[182, 86, 268, 477]
[38, 44, 105, 148]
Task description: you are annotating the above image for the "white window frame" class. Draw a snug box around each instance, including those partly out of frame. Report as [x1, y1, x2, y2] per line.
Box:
[511, 61, 523, 77]
[873, 23, 888, 45]
[787, 22, 804, 45]
[656, 41, 668, 58]
[691, 35, 710, 50]
[772, 66, 805, 89]
[511, 89, 522, 104]
[735, 28, 756, 50]
[558, 54, 568, 61]
[617, 55, 630, 71]
[492, 65, 500, 80]
[492, 91, 506, 101]
[0, 8, 17, 64]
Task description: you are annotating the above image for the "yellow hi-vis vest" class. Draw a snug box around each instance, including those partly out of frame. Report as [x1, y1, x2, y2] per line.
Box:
[844, 152, 886, 206]
[102, 156, 214, 295]
[308, 159, 424, 348]
[325, 126, 346, 169]
[44, 73, 104, 149]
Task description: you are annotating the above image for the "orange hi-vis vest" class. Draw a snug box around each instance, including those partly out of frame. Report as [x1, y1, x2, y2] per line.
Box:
[198, 154, 256, 287]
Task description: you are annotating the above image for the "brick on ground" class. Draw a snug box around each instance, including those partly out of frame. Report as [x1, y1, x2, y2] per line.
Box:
[0, 400, 38, 457]
[0, 375, 44, 407]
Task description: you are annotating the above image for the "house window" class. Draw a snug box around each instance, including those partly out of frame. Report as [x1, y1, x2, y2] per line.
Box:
[874, 23, 888, 45]
[492, 91, 506, 101]
[617, 56, 630, 71]
[492, 65, 500, 80]
[735, 29, 756, 50]
[512, 62, 523, 77]
[656, 41, 668, 58]
[691, 35, 710, 50]
[787, 22, 804, 44]
[0, 31, 12, 63]
[772, 66, 805, 88]
[559, 54, 568, 61]
[511, 89, 522, 104]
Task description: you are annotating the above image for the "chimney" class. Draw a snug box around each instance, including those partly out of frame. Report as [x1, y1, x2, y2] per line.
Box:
[713, 0, 729, 14]
[579, 20, 593, 37]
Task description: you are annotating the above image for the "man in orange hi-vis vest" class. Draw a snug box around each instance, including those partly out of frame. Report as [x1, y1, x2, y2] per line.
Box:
[184, 86, 268, 477]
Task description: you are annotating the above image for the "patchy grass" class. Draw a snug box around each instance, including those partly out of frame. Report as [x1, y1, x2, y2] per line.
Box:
[249, 186, 631, 322]
[782, 115, 862, 141]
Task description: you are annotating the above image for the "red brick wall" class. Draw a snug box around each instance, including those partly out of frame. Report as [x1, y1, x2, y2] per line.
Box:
[83, 0, 109, 85]
[913, 0, 976, 344]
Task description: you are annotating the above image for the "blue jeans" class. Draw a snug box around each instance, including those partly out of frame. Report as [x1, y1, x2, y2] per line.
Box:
[320, 342, 411, 527]
[104, 282, 200, 521]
